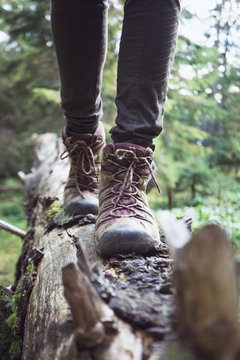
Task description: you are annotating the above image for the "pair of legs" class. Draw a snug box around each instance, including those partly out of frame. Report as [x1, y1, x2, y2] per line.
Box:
[50, 0, 181, 148]
[50, 0, 181, 257]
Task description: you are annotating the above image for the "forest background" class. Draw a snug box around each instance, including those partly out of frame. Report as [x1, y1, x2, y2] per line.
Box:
[0, 0, 240, 285]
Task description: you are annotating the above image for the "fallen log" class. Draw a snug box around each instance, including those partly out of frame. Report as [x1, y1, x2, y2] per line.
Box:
[17, 133, 163, 360]
[1, 132, 239, 360]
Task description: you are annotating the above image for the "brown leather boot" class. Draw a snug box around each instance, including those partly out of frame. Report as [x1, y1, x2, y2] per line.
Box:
[95, 143, 160, 257]
[61, 122, 105, 215]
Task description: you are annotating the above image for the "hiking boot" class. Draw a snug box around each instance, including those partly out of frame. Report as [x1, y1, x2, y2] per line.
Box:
[95, 143, 160, 257]
[61, 122, 105, 215]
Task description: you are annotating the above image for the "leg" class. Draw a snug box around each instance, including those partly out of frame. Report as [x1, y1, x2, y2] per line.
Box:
[110, 0, 181, 148]
[96, 0, 181, 257]
[50, 0, 107, 215]
[50, 0, 108, 134]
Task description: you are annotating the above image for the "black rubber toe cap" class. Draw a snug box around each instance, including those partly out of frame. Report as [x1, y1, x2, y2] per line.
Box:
[98, 224, 159, 258]
[65, 199, 98, 216]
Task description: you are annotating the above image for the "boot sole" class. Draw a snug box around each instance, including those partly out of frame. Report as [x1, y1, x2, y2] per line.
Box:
[97, 224, 160, 258]
[65, 199, 98, 216]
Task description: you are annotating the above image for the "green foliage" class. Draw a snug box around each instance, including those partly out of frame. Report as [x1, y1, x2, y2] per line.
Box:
[0, 0, 124, 177]
[9, 339, 22, 360]
[152, 1, 240, 205]
[0, 0, 60, 177]
[32, 88, 60, 104]
[171, 191, 240, 250]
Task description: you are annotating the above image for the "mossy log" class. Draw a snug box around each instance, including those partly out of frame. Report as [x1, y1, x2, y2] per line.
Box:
[18, 133, 172, 360]
[1, 133, 239, 360]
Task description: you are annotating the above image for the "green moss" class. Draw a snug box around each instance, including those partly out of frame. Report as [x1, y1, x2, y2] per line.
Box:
[6, 313, 19, 332]
[0, 288, 22, 360]
[12, 291, 21, 310]
[45, 207, 76, 231]
[26, 263, 35, 277]
[0, 289, 13, 357]
[52, 210, 71, 224]
[119, 274, 127, 282]
[5, 291, 22, 359]
[0, 273, 31, 359]
[47, 200, 64, 219]
[0, 292, 12, 310]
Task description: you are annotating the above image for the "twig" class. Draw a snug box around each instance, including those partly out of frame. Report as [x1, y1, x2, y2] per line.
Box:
[0, 219, 27, 239]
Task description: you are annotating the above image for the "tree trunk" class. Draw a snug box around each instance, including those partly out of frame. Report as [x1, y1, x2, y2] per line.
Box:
[1, 133, 239, 360]
[191, 181, 196, 200]
[166, 185, 172, 210]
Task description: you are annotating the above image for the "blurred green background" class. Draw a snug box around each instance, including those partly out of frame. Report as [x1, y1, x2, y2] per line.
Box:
[0, 0, 240, 285]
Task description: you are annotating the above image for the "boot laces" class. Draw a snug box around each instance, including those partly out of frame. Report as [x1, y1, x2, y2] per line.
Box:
[61, 138, 99, 197]
[106, 148, 160, 219]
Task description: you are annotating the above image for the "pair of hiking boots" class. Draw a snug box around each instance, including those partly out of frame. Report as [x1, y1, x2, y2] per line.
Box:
[61, 122, 160, 257]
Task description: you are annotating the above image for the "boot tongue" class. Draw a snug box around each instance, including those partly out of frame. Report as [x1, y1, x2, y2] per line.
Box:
[112, 143, 153, 170]
[67, 130, 93, 145]
[113, 142, 152, 157]
[103, 143, 152, 177]
[62, 122, 104, 145]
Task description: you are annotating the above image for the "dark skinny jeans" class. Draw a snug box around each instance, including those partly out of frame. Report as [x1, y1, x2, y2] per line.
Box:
[50, 0, 181, 148]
